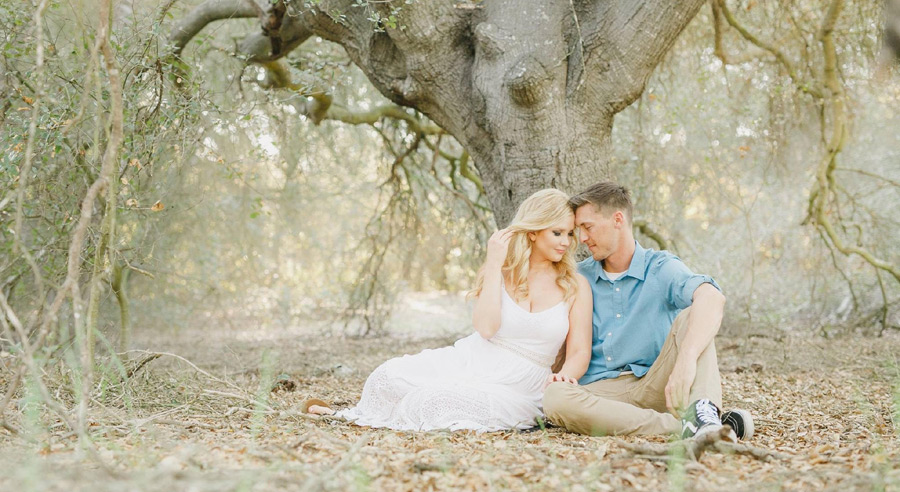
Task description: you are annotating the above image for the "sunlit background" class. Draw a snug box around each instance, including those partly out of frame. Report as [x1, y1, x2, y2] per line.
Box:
[1, 0, 898, 349]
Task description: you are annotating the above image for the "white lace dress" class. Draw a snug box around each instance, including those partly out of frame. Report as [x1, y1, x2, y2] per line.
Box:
[336, 289, 570, 432]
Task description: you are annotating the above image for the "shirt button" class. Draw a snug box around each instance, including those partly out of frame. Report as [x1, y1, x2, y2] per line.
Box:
[607, 332, 612, 337]
[607, 356, 612, 361]
[616, 313, 622, 318]
[615, 288, 620, 292]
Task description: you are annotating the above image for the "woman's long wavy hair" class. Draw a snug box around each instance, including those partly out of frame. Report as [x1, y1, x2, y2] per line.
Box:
[470, 189, 579, 304]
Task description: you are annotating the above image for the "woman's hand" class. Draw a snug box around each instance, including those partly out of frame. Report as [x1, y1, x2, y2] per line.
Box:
[485, 228, 514, 266]
[544, 373, 578, 389]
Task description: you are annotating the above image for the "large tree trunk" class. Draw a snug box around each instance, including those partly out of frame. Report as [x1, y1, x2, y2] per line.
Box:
[171, 0, 705, 224]
[883, 0, 900, 61]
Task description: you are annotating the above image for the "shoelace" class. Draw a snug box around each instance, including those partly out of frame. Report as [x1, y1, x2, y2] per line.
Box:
[696, 400, 720, 425]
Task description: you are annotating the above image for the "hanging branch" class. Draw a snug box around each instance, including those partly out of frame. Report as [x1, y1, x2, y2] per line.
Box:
[808, 0, 900, 285]
[717, 0, 899, 288]
[456, 151, 484, 195]
[426, 144, 490, 227]
[818, 228, 859, 312]
[338, 125, 489, 332]
[710, 0, 728, 65]
[420, 138, 489, 214]
[260, 60, 443, 134]
[339, 132, 423, 334]
[874, 268, 890, 334]
[834, 167, 900, 188]
[633, 219, 670, 251]
[715, 0, 823, 99]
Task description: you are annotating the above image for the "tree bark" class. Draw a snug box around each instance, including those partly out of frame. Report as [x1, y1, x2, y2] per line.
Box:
[885, 0, 900, 60]
[171, 0, 706, 224]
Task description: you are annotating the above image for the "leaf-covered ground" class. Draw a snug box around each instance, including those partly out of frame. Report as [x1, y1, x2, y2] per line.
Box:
[2, 298, 899, 491]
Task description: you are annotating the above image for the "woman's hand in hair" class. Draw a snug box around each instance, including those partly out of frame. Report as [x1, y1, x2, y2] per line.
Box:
[485, 228, 514, 267]
[472, 228, 512, 339]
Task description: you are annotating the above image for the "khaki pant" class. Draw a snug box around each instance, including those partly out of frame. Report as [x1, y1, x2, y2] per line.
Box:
[542, 307, 722, 436]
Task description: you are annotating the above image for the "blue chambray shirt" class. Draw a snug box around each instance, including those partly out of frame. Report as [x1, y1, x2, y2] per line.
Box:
[577, 241, 721, 385]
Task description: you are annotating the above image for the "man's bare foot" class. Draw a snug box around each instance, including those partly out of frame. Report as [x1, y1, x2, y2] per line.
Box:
[307, 405, 335, 416]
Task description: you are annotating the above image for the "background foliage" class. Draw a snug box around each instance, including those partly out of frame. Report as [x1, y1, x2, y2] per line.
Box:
[1, 0, 898, 388]
[0, 0, 899, 487]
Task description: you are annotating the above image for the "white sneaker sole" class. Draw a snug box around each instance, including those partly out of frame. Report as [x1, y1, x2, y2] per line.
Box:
[693, 424, 737, 443]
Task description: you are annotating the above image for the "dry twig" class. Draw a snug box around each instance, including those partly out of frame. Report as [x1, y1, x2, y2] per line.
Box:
[120, 350, 251, 395]
[617, 426, 785, 462]
[124, 353, 161, 379]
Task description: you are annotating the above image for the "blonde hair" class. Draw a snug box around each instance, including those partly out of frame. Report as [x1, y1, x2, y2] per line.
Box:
[470, 189, 579, 304]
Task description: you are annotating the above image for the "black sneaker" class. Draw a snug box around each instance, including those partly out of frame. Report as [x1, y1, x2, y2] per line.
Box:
[721, 409, 754, 441]
[681, 399, 735, 441]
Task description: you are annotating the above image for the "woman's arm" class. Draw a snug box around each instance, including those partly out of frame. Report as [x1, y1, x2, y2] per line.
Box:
[471, 229, 513, 339]
[550, 274, 593, 382]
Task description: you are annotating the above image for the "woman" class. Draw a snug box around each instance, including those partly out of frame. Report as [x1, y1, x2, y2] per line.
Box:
[307, 189, 592, 431]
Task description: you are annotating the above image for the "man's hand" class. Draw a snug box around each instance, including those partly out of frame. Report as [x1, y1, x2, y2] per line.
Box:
[665, 356, 697, 416]
[544, 373, 578, 389]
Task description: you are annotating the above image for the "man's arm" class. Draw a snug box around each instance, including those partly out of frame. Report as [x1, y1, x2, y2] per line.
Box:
[664, 282, 726, 415]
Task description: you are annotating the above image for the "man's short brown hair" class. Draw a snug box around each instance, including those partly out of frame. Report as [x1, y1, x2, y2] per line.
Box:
[568, 182, 633, 224]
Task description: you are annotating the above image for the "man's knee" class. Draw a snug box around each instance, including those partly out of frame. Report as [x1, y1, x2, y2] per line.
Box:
[542, 381, 579, 420]
[671, 306, 692, 339]
[544, 382, 616, 436]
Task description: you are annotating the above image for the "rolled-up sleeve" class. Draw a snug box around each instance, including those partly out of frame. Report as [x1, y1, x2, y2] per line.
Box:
[657, 256, 721, 310]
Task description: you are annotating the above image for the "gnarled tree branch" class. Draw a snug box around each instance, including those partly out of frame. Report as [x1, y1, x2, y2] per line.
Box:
[809, 0, 899, 284]
[169, 0, 709, 224]
[577, 0, 707, 112]
[617, 426, 788, 462]
[633, 219, 670, 251]
[169, 0, 259, 57]
[715, 0, 823, 99]
[715, 0, 898, 287]
[327, 104, 442, 135]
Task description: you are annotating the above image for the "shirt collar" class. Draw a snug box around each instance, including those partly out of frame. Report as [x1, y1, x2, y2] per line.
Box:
[593, 240, 647, 282]
[624, 241, 647, 281]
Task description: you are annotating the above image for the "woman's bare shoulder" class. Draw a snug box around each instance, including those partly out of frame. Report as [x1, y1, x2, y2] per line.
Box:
[575, 272, 591, 292]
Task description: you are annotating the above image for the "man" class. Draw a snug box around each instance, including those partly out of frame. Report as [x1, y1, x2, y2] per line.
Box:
[543, 182, 752, 440]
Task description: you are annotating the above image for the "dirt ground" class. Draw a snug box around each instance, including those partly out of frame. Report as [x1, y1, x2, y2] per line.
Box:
[1, 296, 899, 491]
